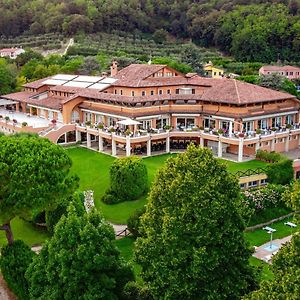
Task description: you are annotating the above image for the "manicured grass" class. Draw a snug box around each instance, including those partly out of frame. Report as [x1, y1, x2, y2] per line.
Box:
[115, 237, 141, 280]
[66, 147, 268, 224]
[245, 217, 299, 247]
[0, 218, 50, 247]
[66, 147, 173, 223]
[220, 159, 269, 173]
[249, 257, 274, 281]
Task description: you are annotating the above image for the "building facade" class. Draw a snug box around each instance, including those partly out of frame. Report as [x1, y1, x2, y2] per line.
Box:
[259, 65, 300, 80]
[1, 63, 300, 161]
[0, 47, 25, 59]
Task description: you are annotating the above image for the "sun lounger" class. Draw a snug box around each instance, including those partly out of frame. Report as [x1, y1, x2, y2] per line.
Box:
[284, 222, 297, 228]
[263, 226, 276, 232]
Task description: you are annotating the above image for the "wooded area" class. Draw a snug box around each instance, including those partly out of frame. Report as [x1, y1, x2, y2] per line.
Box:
[1, 0, 300, 62]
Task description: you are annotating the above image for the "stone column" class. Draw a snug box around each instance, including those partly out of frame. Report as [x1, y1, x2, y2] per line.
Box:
[166, 133, 170, 153]
[238, 138, 244, 162]
[229, 121, 233, 137]
[64, 133, 68, 143]
[87, 133, 91, 148]
[285, 136, 289, 152]
[98, 136, 103, 152]
[218, 140, 223, 158]
[15, 103, 20, 112]
[147, 137, 151, 156]
[271, 137, 275, 151]
[200, 136, 204, 147]
[112, 139, 117, 156]
[126, 136, 131, 157]
[255, 142, 260, 152]
[76, 130, 81, 142]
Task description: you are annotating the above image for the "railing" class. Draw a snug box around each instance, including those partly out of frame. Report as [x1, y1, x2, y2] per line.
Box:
[116, 227, 131, 237]
[234, 166, 271, 178]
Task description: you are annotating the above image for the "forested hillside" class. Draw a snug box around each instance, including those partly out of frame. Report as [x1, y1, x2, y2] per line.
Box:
[1, 0, 300, 62]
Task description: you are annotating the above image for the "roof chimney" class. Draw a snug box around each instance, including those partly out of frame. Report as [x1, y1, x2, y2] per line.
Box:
[110, 60, 118, 77]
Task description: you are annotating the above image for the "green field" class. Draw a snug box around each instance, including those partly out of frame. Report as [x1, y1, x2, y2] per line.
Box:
[0, 147, 269, 247]
[66, 147, 268, 224]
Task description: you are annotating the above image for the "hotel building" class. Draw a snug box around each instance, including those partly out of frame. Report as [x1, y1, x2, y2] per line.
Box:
[1, 62, 300, 161]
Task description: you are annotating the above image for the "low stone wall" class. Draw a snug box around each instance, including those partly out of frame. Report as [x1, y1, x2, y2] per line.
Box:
[245, 211, 299, 232]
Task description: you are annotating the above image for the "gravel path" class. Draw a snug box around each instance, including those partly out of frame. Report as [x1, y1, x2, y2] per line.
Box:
[0, 275, 16, 300]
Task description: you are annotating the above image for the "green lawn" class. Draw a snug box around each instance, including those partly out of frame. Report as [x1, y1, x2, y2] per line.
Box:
[0, 218, 50, 247]
[245, 217, 299, 247]
[66, 147, 268, 224]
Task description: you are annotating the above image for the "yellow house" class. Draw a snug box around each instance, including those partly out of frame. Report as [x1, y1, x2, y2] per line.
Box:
[203, 61, 224, 78]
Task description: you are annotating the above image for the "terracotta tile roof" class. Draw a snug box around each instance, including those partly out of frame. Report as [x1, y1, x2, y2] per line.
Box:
[50, 85, 85, 93]
[3, 91, 36, 102]
[0, 48, 19, 53]
[23, 77, 51, 89]
[3, 91, 64, 110]
[201, 79, 295, 104]
[260, 65, 300, 72]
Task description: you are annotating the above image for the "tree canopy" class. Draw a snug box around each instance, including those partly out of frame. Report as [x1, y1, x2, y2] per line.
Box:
[0, 134, 78, 244]
[244, 233, 300, 300]
[26, 205, 133, 299]
[1, 1, 300, 62]
[135, 145, 257, 299]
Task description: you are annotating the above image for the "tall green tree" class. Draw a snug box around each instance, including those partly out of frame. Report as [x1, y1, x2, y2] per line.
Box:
[135, 145, 257, 299]
[0, 134, 78, 245]
[0, 59, 17, 95]
[26, 205, 133, 299]
[243, 232, 300, 300]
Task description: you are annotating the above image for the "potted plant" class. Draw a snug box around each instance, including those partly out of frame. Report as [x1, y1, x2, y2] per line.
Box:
[5, 116, 10, 122]
[286, 124, 292, 129]
[97, 123, 104, 130]
[85, 121, 91, 127]
[108, 127, 115, 133]
[164, 125, 172, 131]
[217, 129, 224, 135]
[125, 129, 132, 136]
[51, 119, 57, 126]
[238, 133, 245, 138]
[199, 126, 204, 131]
[255, 129, 262, 135]
[12, 119, 17, 124]
[22, 122, 28, 127]
[271, 127, 277, 131]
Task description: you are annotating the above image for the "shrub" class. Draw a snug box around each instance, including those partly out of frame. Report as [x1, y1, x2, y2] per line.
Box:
[22, 122, 28, 127]
[255, 150, 283, 163]
[127, 206, 146, 238]
[266, 159, 294, 185]
[241, 184, 287, 211]
[102, 157, 148, 204]
[0, 240, 35, 300]
[123, 281, 153, 300]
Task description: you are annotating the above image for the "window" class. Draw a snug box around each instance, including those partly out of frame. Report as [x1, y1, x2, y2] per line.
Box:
[131, 91, 135, 96]
[114, 89, 117, 94]
[120, 90, 123, 95]
[150, 91, 154, 96]
[192, 89, 195, 94]
[286, 115, 294, 125]
[290, 72, 293, 75]
[258, 119, 268, 129]
[167, 89, 171, 94]
[272, 116, 282, 128]
[260, 179, 268, 185]
[248, 181, 258, 187]
[240, 183, 246, 189]
[175, 89, 179, 94]
[214, 72, 217, 76]
[142, 91, 146, 96]
[159, 90, 163, 95]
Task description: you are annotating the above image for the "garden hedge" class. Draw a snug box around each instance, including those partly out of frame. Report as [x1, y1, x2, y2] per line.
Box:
[0, 240, 35, 300]
[102, 157, 148, 204]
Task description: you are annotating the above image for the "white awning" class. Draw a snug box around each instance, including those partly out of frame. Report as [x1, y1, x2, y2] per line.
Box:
[117, 119, 141, 126]
[0, 99, 18, 106]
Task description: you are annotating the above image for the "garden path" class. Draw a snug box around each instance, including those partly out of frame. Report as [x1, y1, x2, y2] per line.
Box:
[253, 235, 292, 263]
[0, 275, 16, 300]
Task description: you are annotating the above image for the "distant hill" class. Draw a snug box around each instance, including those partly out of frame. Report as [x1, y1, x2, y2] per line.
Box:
[1, 0, 300, 62]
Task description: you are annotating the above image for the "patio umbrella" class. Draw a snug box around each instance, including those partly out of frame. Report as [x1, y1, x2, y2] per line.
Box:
[117, 119, 141, 126]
